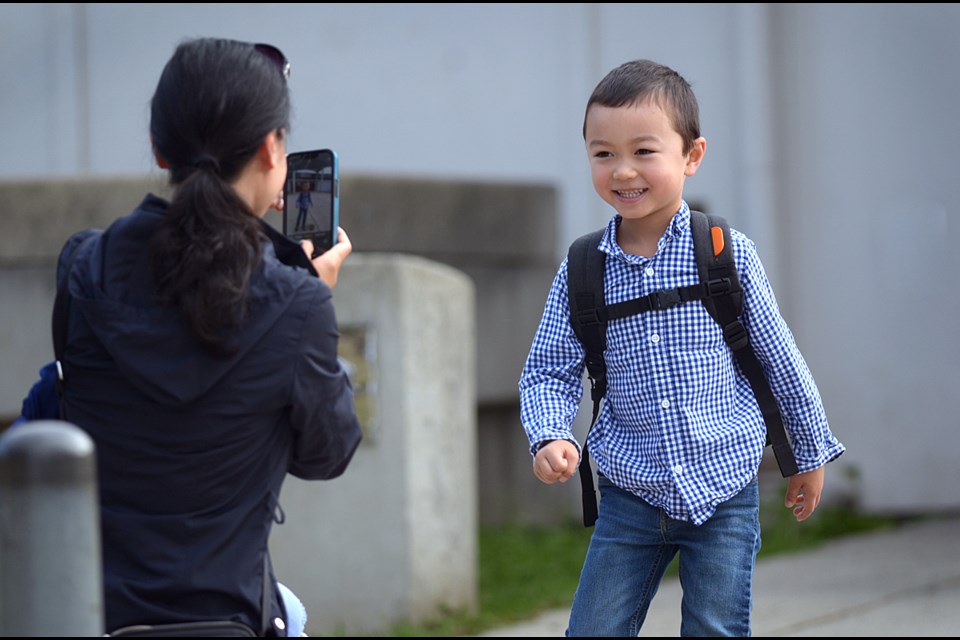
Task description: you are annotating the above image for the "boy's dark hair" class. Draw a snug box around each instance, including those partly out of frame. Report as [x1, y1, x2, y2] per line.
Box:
[583, 59, 701, 155]
[149, 38, 291, 355]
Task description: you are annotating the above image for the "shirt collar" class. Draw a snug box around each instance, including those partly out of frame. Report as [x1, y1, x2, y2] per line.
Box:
[670, 200, 691, 238]
[599, 200, 691, 260]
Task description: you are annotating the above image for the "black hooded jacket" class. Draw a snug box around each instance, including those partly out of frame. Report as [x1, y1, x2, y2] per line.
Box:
[57, 194, 362, 634]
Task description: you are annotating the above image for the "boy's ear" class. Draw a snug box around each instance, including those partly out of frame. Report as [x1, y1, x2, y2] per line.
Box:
[684, 137, 707, 176]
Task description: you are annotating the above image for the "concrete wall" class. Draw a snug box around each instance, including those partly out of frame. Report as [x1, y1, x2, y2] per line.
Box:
[0, 250, 478, 637]
[269, 254, 477, 635]
[0, 175, 574, 529]
[766, 4, 960, 513]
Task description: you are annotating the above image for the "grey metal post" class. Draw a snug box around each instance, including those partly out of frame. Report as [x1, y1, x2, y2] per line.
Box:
[0, 420, 103, 636]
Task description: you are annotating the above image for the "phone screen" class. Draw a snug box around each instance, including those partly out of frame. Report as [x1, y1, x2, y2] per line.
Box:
[283, 149, 339, 256]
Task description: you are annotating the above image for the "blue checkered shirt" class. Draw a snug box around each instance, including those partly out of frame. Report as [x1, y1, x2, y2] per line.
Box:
[519, 202, 845, 524]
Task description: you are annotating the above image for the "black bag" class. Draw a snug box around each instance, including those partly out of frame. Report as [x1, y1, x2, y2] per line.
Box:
[107, 620, 259, 637]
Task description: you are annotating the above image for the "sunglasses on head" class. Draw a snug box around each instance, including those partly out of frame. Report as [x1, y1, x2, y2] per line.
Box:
[254, 43, 291, 82]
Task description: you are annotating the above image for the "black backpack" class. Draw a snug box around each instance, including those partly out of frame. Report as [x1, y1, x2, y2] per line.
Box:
[566, 210, 799, 527]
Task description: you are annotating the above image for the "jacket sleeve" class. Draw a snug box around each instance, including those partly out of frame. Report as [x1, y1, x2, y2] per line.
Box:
[287, 284, 363, 480]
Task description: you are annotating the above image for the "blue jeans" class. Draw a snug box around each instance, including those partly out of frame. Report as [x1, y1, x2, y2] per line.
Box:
[567, 475, 761, 637]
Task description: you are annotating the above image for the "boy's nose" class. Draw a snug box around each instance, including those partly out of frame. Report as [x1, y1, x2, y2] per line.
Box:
[612, 163, 638, 180]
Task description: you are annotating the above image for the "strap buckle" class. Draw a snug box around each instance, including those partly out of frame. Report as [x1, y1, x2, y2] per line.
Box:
[650, 289, 682, 310]
[723, 320, 749, 350]
[584, 352, 606, 377]
[706, 277, 732, 297]
[586, 371, 607, 403]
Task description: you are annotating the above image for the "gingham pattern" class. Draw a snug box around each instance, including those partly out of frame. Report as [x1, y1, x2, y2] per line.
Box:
[519, 202, 845, 524]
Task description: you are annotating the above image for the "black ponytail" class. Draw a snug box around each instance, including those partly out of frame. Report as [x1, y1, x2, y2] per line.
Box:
[148, 38, 290, 355]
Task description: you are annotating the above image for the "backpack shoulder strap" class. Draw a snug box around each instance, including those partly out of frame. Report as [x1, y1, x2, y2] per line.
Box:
[565, 228, 606, 527]
[690, 209, 743, 327]
[53, 230, 102, 417]
[567, 228, 608, 408]
[690, 211, 799, 477]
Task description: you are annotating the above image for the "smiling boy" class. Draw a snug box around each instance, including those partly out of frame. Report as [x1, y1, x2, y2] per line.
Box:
[518, 59, 844, 636]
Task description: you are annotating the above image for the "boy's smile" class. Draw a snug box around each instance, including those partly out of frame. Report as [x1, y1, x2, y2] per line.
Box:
[585, 100, 705, 238]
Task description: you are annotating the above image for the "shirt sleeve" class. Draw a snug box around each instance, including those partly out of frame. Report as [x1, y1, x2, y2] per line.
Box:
[518, 259, 586, 456]
[287, 284, 363, 480]
[736, 234, 845, 471]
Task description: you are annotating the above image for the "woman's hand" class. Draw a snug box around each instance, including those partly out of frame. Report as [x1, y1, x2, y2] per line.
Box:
[302, 227, 352, 288]
[270, 191, 284, 212]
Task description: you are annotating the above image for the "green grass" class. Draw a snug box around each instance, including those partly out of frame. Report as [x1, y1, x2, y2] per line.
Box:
[385, 524, 593, 637]
[383, 487, 899, 637]
[757, 496, 899, 558]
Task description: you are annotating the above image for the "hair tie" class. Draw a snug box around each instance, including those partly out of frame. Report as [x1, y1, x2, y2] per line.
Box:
[191, 155, 221, 175]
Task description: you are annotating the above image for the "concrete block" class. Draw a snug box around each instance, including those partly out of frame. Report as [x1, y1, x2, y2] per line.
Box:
[269, 253, 478, 635]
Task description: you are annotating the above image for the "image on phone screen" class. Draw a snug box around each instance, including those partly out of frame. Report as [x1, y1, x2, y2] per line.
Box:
[283, 149, 339, 256]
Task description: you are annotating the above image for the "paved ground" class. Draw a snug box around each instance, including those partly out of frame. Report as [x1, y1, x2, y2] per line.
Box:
[474, 514, 960, 637]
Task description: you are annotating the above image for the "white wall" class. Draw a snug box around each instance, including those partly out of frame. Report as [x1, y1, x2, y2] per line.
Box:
[2, 3, 958, 514]
[771, 3, 960, 512]
[0, 4, 751, 252]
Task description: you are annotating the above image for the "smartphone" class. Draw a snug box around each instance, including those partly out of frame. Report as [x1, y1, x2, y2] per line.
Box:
[283, 149, 339, 257]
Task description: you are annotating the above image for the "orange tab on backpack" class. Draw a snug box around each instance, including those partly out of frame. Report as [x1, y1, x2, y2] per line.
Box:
[710, 226, 724, 256]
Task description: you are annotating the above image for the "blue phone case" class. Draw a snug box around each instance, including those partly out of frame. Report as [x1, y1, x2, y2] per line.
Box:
[283, 148, 339, 256]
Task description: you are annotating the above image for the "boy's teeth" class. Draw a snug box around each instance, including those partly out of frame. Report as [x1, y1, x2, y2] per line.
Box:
[619, 189, 644, 197]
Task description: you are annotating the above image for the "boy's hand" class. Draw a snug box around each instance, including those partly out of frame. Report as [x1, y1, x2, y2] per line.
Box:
[785, 465, 825, 522]
[533, 440, 580, 485]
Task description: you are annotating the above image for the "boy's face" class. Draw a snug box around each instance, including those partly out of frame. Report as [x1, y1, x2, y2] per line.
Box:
[584, 100, 704, 229]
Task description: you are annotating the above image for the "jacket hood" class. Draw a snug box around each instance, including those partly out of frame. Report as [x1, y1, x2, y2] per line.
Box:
[66, 194, 320, 405]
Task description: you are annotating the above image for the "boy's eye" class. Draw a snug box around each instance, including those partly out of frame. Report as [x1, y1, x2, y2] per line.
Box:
[593, 151, 612, 159]
[635, 148, 653, 156]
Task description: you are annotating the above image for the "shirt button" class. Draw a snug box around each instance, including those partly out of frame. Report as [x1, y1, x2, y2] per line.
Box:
[650, 333, 660, 344]
[645, 267, 655, 277]
[673, 464, 684, 475]
[660, 399, 671, 409]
